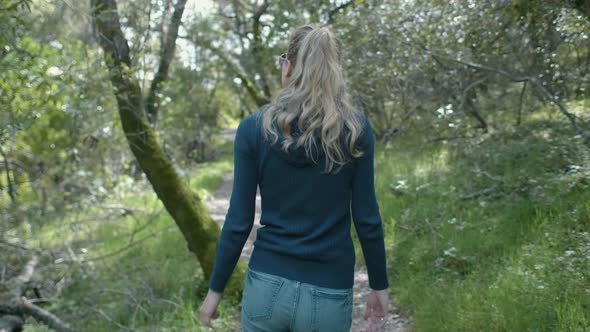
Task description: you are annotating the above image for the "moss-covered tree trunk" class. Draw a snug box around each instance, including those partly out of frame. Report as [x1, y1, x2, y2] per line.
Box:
[90, 0, 246, 298]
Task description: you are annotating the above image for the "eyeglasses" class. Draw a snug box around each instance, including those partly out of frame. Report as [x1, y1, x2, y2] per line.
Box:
[277, 53, 288, 69]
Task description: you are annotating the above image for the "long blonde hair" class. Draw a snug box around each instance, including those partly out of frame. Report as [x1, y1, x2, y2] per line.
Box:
[261, 23, 365, 175]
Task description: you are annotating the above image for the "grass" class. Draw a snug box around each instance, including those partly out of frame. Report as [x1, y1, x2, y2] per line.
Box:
[379, 106, 590, 331]
[24, 131, 239, 331]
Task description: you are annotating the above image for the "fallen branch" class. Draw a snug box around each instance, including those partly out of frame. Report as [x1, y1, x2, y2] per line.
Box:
[0, 256, 73, 332]
[0, 301, 73, 332]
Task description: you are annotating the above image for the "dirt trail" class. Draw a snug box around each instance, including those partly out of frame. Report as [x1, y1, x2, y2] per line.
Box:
[205, 127, 412, 332]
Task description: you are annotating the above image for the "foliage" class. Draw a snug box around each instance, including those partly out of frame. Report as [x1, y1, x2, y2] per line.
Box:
[337, 0, 590, 140]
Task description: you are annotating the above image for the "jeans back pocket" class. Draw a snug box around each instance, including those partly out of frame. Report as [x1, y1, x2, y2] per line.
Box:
[242, 269, 284, 321]
[310, 286, 353, 332]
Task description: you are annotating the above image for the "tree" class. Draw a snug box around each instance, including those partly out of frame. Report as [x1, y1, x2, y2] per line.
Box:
[186, 0, 359, 110]
[90, 0, 247, 299]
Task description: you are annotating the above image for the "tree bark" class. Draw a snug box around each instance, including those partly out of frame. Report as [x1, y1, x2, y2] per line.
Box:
[90, 0, 247, 297]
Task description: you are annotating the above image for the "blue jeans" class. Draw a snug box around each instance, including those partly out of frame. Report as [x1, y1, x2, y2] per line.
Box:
[241, 267, 353, 332]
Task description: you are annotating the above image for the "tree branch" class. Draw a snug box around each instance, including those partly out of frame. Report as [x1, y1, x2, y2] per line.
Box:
[0, 301, 73, 332]
[327, 0, 355, 24]
[197, 38, 270, 106]
[251, 0, 271, 98]
[145, 0, 188, 126]
[423, 48, 590, 146]
[0, 256, 74, 331]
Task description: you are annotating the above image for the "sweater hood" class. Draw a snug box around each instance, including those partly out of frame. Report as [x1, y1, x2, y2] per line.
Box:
[259, 105, 356, 169]
[270, 123, 326, 168]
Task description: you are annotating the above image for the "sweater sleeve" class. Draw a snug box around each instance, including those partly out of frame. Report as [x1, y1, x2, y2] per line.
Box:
[208, 115, 258, 293]
[351, 114, 390, 291]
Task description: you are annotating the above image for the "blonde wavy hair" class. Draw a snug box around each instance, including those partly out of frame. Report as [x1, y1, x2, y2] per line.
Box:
[261, 23, 365, 175]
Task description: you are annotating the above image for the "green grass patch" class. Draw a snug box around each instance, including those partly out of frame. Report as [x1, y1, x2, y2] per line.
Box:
[24, 129, 239, 331]
[380, 110, 590, 331]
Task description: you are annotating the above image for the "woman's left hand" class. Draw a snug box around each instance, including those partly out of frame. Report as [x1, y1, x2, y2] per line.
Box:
[199, 289, 222, 329]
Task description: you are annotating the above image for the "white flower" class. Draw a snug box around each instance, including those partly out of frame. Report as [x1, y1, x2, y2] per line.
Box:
[49, 40, 63, 49]
[395, 180, 408, 190]
[47, 66, 63, 76]
[444, 247, 457, 256]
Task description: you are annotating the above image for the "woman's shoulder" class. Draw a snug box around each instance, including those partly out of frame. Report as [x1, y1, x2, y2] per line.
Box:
[354, 110, 371, 129]
[350, 110, 373, 145]
[240, 108, 265, 131]
[247, 104, 271, 126]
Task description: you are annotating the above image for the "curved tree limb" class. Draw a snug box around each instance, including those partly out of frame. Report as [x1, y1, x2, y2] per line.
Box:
[195, 38, 270, 107]
[419, 46, 590, 147]
[459, 76, 488, 131]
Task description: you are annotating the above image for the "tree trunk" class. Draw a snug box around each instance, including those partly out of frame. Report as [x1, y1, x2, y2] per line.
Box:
[0, 144, 16, 204]
[90, 0, 247, 297]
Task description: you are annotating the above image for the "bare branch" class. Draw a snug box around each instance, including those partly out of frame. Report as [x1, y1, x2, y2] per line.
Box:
[0, 301, 73, 332]
[1, 256, 74, 331]
[417, 46, 590, 146]
[145, 0, 189, 126]
[251, 0, 271, 98]
[327, 0, 356, 24]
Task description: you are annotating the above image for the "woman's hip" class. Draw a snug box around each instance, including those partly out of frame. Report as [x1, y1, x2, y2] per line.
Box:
[241, 268, 353, 332]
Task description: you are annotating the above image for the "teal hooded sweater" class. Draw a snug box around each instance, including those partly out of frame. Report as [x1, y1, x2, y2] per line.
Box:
[208, 106, 389, 293]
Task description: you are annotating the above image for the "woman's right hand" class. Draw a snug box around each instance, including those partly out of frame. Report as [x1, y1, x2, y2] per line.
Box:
[364, 288, 390, 332]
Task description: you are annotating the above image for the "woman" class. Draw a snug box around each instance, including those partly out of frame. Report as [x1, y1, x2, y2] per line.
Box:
[199, 23, 390, 332]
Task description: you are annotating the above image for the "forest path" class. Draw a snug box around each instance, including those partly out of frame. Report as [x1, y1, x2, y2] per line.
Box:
[205, 126, 412, 332]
